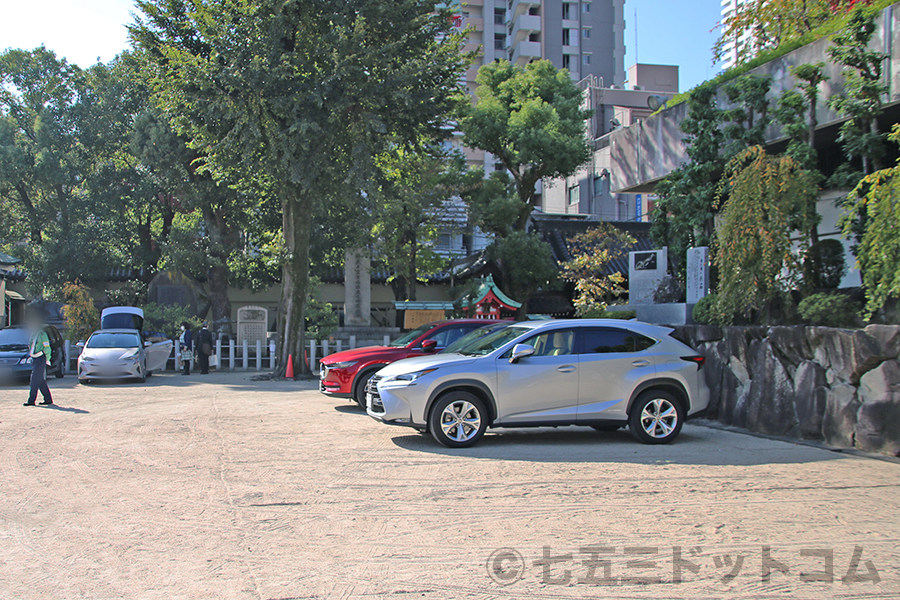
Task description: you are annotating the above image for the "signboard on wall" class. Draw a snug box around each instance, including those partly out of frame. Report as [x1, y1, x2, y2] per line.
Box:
[404, 310, 445, 330]
[635, 194, 642, 220]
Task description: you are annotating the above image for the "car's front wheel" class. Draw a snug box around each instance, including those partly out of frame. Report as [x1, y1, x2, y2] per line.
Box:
[628, 390, 684, 444]
[428, 391, 488, 448]
[353, 369, 380, 408]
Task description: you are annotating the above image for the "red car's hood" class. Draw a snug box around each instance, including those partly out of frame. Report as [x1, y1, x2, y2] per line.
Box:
[321, 345, 408, 364]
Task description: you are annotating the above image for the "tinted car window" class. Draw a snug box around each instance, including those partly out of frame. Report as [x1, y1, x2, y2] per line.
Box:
[427, 324, 479, 349]
[442, 323, 508, 354]
[581, 328, 655, 354]
[0, 329, 29, 350]
[528, 330, 575, 356]
[389, 323, 439, 347]
[86, 332, 141, 349]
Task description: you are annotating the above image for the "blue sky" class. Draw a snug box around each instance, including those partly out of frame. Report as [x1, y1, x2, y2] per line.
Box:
[1, 0, 724, 92]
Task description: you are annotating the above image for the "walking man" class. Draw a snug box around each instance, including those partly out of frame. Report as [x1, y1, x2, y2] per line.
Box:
[197, 321, 213, 375]
[24, 308, 53, 407]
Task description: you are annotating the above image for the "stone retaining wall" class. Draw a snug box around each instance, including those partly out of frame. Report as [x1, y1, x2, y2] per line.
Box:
[672, 325, 900, 457]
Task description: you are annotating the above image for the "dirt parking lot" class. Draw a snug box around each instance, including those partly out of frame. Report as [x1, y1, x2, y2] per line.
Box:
[0, 372, 898, 600]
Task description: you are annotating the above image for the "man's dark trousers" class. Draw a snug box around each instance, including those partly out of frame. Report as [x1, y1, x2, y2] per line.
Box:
[198, 351, 209, 375]
[28, 359, 52, 404]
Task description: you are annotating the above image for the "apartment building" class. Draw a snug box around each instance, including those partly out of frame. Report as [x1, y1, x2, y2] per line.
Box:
[719, 0, 752, 70]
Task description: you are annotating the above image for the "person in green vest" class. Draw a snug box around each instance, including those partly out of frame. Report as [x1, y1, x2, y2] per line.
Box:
[23, 307, 53, 407]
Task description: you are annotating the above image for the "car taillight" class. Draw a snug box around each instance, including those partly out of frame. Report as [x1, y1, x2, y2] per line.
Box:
[681, 355, 705, 369]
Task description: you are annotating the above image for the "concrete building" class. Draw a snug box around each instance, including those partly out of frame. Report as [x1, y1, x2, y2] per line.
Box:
[542, 63, 679, 220]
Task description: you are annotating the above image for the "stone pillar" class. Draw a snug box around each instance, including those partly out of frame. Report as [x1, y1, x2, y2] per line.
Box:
[686, 246, 710, 304]
[344, 249, 371, 327]
[628, 248, 667, 305]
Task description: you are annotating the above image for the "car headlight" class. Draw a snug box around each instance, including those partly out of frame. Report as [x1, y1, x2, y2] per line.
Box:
[328, 361, 357, 370]
[120, 349, 139, 360]
[17, 356, 33, 365]
[79, 353, 95, 362]
[385, 368, 438, 384]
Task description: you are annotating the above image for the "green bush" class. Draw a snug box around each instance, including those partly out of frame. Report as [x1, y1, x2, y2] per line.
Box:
[804, 239, 847, 289]
[580, 307, 636, 320]
[692, 294, 718, 325]
[142, 303, 203, 339]
[798, 292, 859, 328]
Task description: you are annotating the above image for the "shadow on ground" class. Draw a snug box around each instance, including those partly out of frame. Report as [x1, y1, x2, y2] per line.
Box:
[389, 425, 843, 467]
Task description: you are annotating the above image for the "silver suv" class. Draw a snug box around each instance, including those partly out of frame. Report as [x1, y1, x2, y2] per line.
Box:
[366, 319, 710, 447]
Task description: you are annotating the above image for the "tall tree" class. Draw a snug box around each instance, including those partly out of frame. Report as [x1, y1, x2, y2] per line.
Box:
[827, 4, 888, 175]
[713, 146, 819, 324]
[842, 125, 900, 318]
[559, 224, 636, 316]
[131, 0, 469, 374]
[372, 147, 462, 303]
[460, 59, 592, 231]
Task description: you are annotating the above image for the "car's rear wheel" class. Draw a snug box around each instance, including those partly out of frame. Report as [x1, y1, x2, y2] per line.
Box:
[628, 390, 684, 444]
[428, 391, 488, 448]
[353, 369, 380, 408]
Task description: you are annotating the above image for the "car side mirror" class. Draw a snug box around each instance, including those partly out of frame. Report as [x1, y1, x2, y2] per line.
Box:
[421, 339, 438, 353]
[144, 341, 152, 347]
[509, 344, 535, 364]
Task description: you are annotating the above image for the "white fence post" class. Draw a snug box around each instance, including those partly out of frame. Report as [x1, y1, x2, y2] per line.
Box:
[64, 340, 71, 374]
[242, 340, 248, 370]
[216, 339, 222, 371]
[175, 342, 181, 372]
[350, 335, 356, 349]
[322, 340, 329, 359]
[229, 339, 235, 370]
[309, 339, 317, 372]
[383, 335, 390, 346]
[256, 340, 262, 370]
[269, 341, 276, 370]
[336, 339, 342, 353]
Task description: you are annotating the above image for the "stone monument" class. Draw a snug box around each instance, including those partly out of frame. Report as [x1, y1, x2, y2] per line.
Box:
[686, 246, 710, 304]
[628, 248, 668, 305]
[344, 249, 371, 327]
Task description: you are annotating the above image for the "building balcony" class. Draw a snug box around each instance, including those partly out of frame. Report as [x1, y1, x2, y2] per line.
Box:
[512, 41, 542, 66]
[510, 0, 541, 19]
[511, 14, 541, 43]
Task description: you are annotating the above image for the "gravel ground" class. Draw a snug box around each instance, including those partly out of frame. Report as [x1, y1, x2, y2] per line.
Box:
[0, 372, 898, 600]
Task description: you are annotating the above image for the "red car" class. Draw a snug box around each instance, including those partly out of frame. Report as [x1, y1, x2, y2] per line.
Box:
[319, 319, 499, 406]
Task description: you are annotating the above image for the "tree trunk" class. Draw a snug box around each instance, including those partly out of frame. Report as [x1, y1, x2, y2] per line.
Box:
[407, 237, 418, 302]
[207, 261, 232, 333]
[276, 192, 312, 377]
[808, 99, 819, 244]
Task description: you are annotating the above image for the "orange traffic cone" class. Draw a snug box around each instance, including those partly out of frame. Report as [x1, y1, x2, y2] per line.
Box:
[286, 354, 295, 379]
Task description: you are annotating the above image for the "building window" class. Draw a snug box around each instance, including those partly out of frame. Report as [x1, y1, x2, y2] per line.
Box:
[562, 3, 573, 19]
[568, 185, 580, 205]
[494, 34, 505, 50]
[562, 55, 572, 70]
[494, 8, 505, 25]
[593, 176, 604, 196]
[583, 2, 591, 12]
[583, 28, 591, 39]
[583, 53, 591, 65]
[493, 162, 505, 171]
[562, 29, 571, 46]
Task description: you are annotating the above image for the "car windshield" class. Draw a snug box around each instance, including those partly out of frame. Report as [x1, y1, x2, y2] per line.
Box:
[388, 323, 439, 347]
[0, 329, 29, 351]
[87, 332, 141, 349]
[458, 326, 530, 356]
[442, 323, 509, 354]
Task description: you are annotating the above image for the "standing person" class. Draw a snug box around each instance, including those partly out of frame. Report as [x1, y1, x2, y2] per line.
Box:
[197, 321, 213, 375]
[23, 308, 53, 407]
[179, 321, 194, 376]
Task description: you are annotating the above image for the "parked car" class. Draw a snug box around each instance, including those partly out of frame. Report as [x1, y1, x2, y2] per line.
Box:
[319, 319, 501, 406]
[0, 325, 66, 381]
[77, 329, 172, 384]
[366, 319, 710, 447]
[440, 321, 511, 355]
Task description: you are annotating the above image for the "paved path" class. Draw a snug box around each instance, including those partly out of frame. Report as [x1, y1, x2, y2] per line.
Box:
[0, 373, 897, 599]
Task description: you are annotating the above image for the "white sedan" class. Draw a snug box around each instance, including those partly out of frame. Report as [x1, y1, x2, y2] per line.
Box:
[77, 329, 172, 384]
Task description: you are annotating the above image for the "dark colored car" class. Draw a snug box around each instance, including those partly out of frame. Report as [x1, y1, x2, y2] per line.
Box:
[319, 319, 500, 406]
[0, 325, 66, 381]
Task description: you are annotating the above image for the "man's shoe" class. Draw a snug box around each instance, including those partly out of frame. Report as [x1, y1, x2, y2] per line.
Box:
[23, 402, 35, 406]
[39, 400, 53, 406]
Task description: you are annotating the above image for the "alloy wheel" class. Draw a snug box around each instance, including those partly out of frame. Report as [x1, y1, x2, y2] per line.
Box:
[440, 400, 482, 443]
[640, 398, 678, 439]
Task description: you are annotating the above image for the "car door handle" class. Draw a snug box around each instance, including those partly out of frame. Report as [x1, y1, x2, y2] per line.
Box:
[632, 359, 651, 367]
[557, 365, 577, 373]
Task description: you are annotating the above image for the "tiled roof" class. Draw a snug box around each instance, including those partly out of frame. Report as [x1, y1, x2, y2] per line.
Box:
[533, 219, 655, 278]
